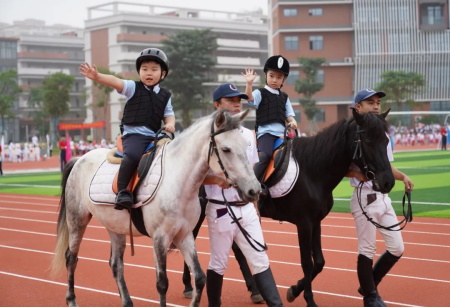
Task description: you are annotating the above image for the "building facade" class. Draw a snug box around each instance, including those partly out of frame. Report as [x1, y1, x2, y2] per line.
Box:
[270, 0, 450, 132]
[0, 36, 19, 143]
[84, 2, 269, 140]
[0, 19, 85, 143]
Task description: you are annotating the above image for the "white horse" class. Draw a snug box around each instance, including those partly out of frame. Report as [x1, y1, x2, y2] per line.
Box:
[51, 110, 261, 307]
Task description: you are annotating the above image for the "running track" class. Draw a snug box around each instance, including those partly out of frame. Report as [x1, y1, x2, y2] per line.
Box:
[0, 193, 449, 306]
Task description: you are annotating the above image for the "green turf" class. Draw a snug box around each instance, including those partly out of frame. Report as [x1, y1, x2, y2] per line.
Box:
[0, 172, 62, 196]
[0, 150, 449, 217]
[332, 150, 450, 218]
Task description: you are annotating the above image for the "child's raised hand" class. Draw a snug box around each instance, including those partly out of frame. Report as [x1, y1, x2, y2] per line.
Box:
[164, 123, 175, 133]
[79, 63, 98, 80]
[241, 67, 257, 83]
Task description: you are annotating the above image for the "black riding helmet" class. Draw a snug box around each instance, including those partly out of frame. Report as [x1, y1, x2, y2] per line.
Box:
[135, 48, 169, 79]
[263, 55, 290, 77]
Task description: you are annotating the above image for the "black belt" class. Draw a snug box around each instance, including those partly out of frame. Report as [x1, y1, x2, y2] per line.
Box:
[208, 199, 248, 207]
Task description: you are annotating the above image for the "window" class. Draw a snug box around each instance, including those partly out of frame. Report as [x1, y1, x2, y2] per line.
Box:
[283, 8, 297, 17]
[316, 70, 324, 84]
[0, 41, 17, 59]
[310, 36, 323, 50]
[286, 70, 299, 85]
[294, 109, 301, 123]
[309, 8, 323, 16]
[285, 36, 299, 51]
[314, 109, 325, 122]
[420, 4, 444, 25]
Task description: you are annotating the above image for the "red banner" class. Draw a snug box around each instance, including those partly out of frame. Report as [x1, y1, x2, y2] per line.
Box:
[58, 121, 105, 130]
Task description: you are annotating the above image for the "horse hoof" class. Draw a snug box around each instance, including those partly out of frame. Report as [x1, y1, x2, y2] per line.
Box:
[183, 290, 193, 299]
[286, 287, 297, 303]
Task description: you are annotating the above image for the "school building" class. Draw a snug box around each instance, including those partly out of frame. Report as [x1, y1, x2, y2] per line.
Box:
[270, 0, 450, 133]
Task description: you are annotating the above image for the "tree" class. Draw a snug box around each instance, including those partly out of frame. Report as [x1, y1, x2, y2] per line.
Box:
[28, 87, 48, 137]
[90, 67, 122, 139]
[41, 72, 75, 145]
[0, 69, 21, 134]
[295, 57, 326, 134]
[162, 29, 218, 128]
[375, 71, 425, 112]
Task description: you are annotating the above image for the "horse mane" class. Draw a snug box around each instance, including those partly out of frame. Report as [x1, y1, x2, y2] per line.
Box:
[170, 110, 241, 147]
[293, 118, 352, 168]
[293, 112, 388, 170]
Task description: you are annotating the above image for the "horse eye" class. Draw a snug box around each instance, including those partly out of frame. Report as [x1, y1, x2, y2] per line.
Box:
[221, 147, 231, 153]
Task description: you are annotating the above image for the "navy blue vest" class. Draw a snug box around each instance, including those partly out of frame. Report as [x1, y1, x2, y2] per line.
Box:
[121, 81, 171, 132]
[256, 88, 287, 127]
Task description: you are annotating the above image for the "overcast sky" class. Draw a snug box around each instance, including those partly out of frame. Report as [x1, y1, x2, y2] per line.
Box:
[0, 0, 269, 28]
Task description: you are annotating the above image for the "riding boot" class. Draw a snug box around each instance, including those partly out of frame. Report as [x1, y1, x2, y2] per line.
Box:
[358, 251, 401, 295]
[357, 254, 386, 307]
[254, 152, 270, 197]
[231, 242, 264, 304]
[207, 269, 223, 307]
[253, 268, 283, 307]
[115, 155, 137, 210]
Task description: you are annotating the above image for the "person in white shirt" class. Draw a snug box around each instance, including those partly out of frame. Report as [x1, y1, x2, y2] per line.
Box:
[203, 83, 283, 307]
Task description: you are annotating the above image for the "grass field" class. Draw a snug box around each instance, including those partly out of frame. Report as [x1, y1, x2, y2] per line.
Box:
[0, 150, 449, 218]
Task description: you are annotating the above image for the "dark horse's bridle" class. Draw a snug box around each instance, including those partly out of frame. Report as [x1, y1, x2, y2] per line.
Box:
[207, 116, 267, 252]
[353, 124, 413, 231]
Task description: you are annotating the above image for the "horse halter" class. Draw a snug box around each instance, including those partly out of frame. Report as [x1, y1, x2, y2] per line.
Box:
[208, 118, 231, 180]
[352, 125, 376, 182]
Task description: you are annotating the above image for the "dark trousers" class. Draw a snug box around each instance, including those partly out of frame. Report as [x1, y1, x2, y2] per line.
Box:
[60, 149, 66, 171]
[118, 133, 154, 191]
[257, 133, 279, 157]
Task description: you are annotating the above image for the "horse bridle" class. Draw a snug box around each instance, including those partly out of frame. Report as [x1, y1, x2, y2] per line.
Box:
[353, 125, 413, 231]
[352, 125, 376, 182]
[207, 117, 267, 252]
[208, 119, 232, 181]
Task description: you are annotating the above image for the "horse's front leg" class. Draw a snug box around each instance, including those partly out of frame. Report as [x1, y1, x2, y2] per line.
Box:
[287, 222, 325, 306]
[287, 222, 318, 307]
[153, 233, 170, 306]
[174, 231, 206, 307]
[108, 231, 133, 307]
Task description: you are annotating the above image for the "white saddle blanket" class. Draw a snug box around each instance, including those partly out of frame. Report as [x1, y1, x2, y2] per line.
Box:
[269, 152, 299, 198]
[89, 143, 167, 206]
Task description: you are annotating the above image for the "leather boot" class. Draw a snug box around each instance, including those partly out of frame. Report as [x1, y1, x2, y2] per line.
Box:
[207, 269, 223, 307]
[115, 155, 138, 210]
[254, 268, 283, 307]
[357, 254, 386, 307]
[358, 251, 401, 295]
[232, 243, 264, 304]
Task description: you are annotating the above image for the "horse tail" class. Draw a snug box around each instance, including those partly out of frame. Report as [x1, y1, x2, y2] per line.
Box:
[50, 158, 79, 278]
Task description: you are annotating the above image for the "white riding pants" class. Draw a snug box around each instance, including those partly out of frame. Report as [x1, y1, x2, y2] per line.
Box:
[350, 188, 404, 259]
[206, 201, 270, 275]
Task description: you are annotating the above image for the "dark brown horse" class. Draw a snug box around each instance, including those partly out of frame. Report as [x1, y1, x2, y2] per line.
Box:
[259, 108, 395, 307]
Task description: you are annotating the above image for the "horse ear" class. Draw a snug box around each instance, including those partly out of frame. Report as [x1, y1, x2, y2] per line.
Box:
[238, 109, 250, 122]
[215, 110, 226, 129]
[352, 107, 363, 125]
[381, 108, 390, 119]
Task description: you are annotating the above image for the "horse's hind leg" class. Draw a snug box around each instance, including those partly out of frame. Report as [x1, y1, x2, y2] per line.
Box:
[108, 231, 133, 307]
[65, 213, 92, 307]
[182, 199, 207, 298]
[174, 232, 206, 307]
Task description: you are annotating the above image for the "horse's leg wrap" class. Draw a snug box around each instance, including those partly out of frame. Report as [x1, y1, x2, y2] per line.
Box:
[206, 269, 223, 307]
[253, 268, 283, 307]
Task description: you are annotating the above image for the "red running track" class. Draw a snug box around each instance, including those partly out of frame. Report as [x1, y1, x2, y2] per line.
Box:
[0, 193, 449, 306]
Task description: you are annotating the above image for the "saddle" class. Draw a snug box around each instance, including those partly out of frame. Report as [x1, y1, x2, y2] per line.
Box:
[262, 137, 292, 188]
[108, 134, 171, 194]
